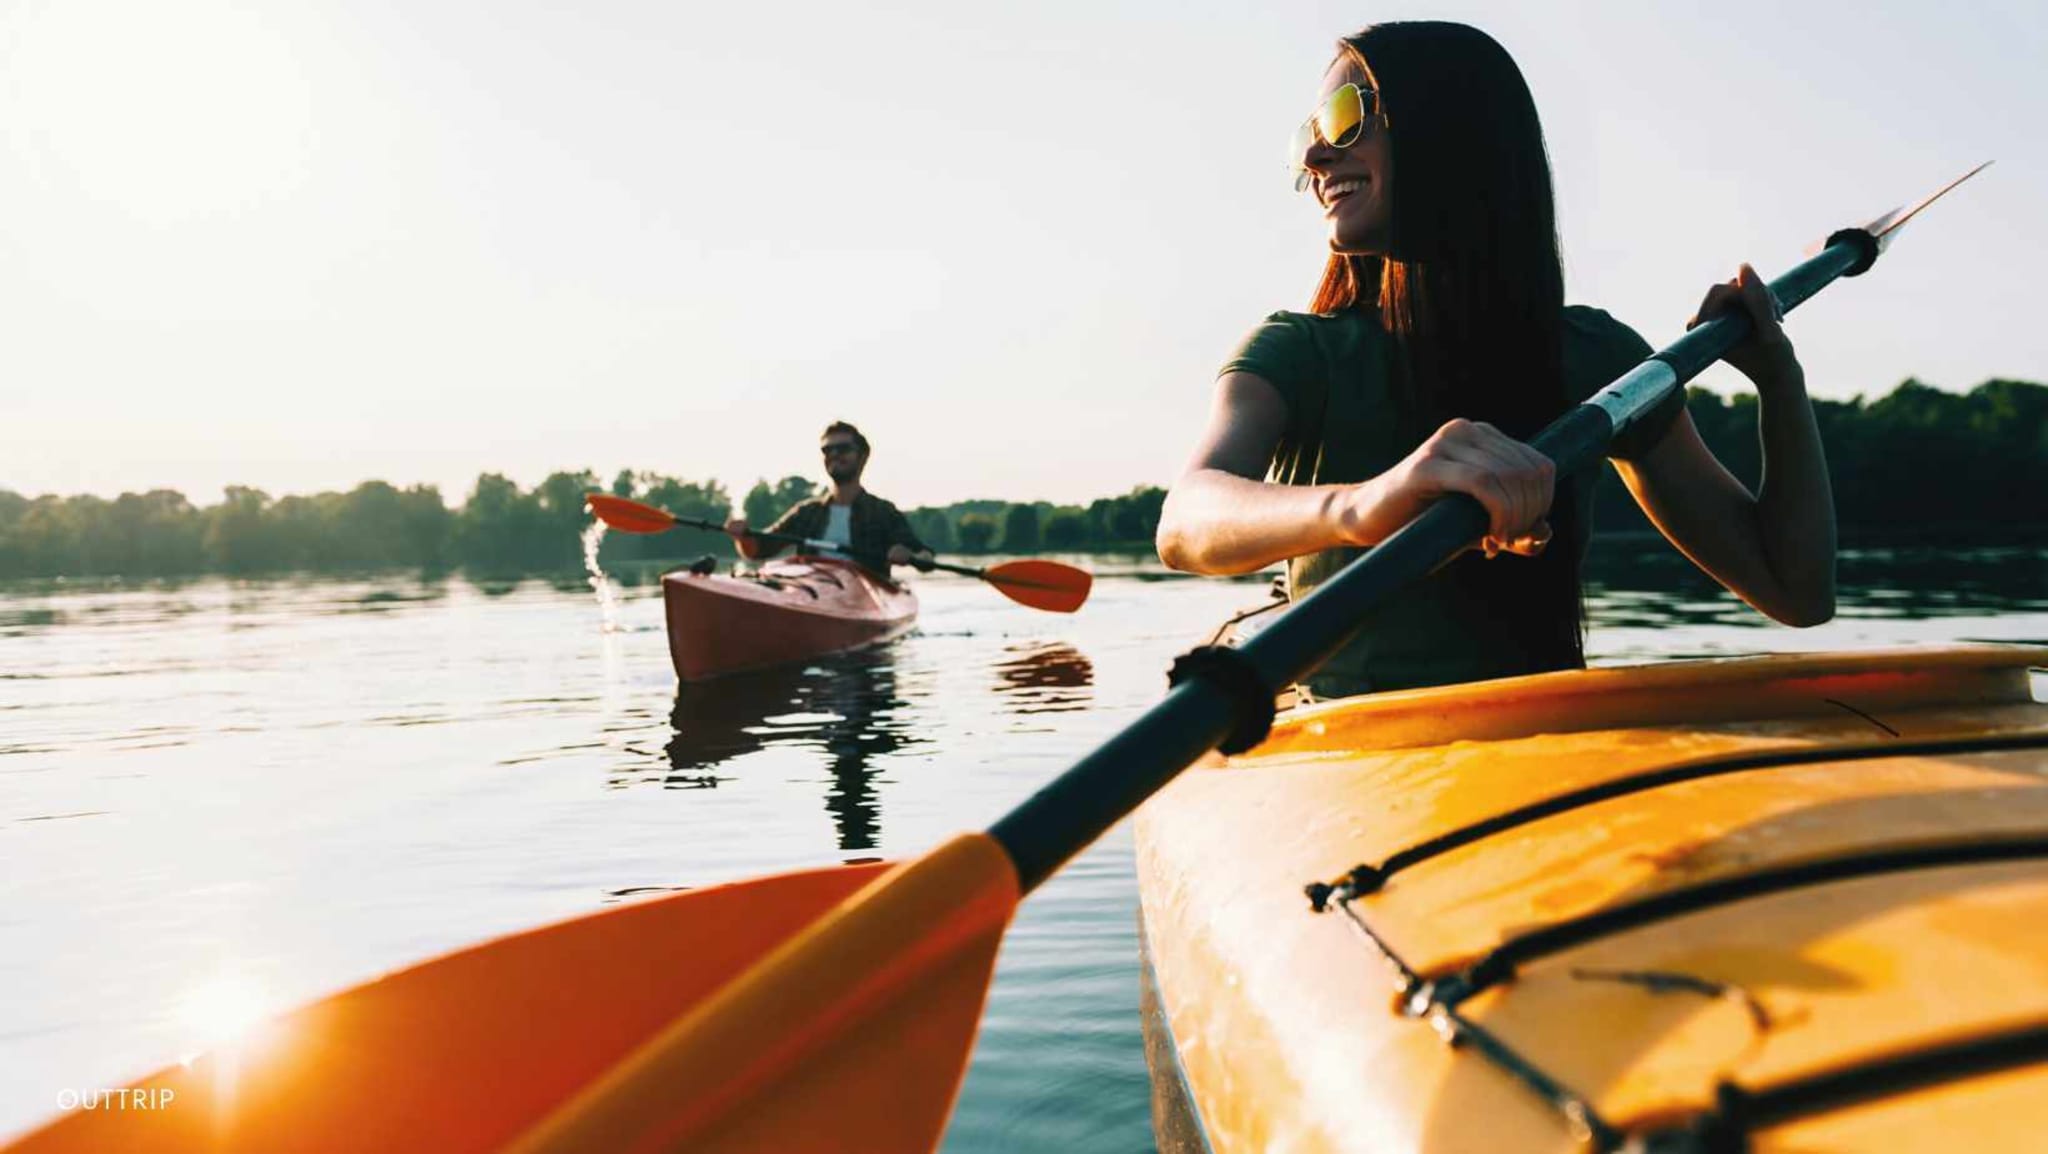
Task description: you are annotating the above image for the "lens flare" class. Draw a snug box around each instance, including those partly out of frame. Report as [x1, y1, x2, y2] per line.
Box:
[176, 973, 275, 1053]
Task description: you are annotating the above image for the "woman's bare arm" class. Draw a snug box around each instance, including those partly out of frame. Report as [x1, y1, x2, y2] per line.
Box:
[1158, 372, 1558, 575]
[1156, 373, 1355, 574]
[1614, 265, 1837, 626]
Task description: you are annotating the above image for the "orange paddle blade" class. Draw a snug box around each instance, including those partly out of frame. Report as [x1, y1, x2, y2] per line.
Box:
[8, 839, 1018, 1154]
[585, 493, 677, 535]
[512, 833, 1019, 1153]
[6, 860, 895, 1154]
[983, 560, 1092, 613]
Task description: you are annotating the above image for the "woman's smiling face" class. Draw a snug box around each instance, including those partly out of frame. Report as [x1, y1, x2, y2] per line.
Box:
[1300, 57, 1392, 256]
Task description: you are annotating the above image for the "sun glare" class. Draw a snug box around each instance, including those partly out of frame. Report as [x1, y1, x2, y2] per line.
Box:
[176, 974, 277, 1053]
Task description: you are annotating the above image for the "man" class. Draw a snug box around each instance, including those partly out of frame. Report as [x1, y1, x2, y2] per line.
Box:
[723, 421, 935, 572]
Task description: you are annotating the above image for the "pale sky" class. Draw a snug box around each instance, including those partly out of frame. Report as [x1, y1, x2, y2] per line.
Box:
[3, 0, 2042, 509]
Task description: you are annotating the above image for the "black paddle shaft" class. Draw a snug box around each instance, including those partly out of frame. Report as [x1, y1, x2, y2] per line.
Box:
[672, 511, 1020, 583]
[665, 512, 890, 572]
[990, 233, 1873, 893]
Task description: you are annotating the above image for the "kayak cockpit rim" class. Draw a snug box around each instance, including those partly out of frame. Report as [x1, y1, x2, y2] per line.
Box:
[1255, 645, 2048, 756]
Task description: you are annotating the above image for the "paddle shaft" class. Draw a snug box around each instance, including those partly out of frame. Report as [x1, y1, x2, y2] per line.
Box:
[662, 511, 867, 560]
[988, 234, 1872, 893]
[662, 509, 1070, 591]
[918, 558, 998, 579]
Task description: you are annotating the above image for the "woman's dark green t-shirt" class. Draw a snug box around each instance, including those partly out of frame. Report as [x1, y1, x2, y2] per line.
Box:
[1220, 305, 1683, 698]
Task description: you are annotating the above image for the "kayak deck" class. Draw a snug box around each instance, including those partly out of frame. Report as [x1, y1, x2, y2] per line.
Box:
[662, 556, 917, 681]
[1136, 646, 2048, 1152]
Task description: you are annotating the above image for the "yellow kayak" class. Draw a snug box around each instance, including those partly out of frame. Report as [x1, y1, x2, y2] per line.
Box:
[1137, 645, 2048, 1152]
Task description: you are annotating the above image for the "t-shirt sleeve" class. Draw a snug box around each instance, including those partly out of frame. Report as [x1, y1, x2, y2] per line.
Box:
[1218, 312, 1321, 414]
[1581, 309, 1687, 461]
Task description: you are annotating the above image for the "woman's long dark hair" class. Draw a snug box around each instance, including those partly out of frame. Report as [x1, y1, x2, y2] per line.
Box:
[1309, 21, 1585, 671]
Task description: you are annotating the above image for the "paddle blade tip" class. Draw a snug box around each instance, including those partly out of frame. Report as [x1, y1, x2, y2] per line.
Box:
[585, 493, 677, 535]
[985, 560, 1092, 613]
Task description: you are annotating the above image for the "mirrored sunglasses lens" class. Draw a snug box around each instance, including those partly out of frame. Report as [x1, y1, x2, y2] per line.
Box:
[1319, 84, 1365, 150]
[1287, 119, 1315, 170]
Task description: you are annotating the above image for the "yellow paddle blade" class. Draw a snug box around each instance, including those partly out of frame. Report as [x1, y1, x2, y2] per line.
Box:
[510, 833, 1019, 1153]
[2, 855, 987, 1154]
[983, 560, 1092, 613]
[585, 493, 678, 535]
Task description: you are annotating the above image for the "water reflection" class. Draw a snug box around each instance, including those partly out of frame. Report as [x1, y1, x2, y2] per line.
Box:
[991, 642, 1095, 715]
[656, 649, 922, 851]
[348, 587, 448, 612]
[0, 607, 62, 636]
[1585, 538, 2048, 623]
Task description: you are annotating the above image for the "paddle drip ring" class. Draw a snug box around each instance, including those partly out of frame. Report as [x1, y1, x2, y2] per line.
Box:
[1167, 646, 1277, 755]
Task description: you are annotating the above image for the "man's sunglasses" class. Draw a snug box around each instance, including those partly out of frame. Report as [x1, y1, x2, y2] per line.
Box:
[1288, 82, 1379, 192]
[821, 442, 861, 457]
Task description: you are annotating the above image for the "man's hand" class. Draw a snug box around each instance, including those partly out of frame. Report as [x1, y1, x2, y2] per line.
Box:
[887, 545, 936, 568]
[724, 517, 762, 560]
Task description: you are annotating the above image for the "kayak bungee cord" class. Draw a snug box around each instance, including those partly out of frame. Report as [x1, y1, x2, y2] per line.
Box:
[1201, 581, 1290, 647]
[1309, 839, 2048, 1152]
[1323, 728, 2048, 896]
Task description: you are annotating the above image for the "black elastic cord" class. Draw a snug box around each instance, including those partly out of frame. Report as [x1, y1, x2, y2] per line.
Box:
[1824, 226, 1882, 277]
[1431, 835, 2048, 1009]
[1349, 730, 2048, 895]
[1168, 646, 1276, 755]
[1687, 1024, 2048, 1145]
[1204, 588, 1289, 647]
[1315, 878, 1623, 1147]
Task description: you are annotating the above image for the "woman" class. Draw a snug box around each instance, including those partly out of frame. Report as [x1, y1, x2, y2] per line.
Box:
[1155, 20, 1837, 699]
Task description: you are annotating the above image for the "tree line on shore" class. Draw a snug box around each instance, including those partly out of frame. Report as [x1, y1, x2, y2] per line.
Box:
[0, 468, 1174, 578]
[1, 378, 2040, 580]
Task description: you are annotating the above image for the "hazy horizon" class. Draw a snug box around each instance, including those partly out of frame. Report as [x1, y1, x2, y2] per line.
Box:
[1, 369, 2032, 512]
[5, 1, 2042, 509]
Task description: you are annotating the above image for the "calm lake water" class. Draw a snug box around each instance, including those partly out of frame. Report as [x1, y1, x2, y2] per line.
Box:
[2, 540, 2043, 1148]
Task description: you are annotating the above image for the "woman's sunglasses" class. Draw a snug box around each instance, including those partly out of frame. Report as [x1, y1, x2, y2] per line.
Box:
[1288, 82, 1379, 192]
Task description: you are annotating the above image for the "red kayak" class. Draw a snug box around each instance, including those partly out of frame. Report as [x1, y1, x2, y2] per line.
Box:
[662, 556, 918, 681]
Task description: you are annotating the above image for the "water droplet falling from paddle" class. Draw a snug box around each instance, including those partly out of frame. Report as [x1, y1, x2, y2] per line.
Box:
[581, 521, 622, 633]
